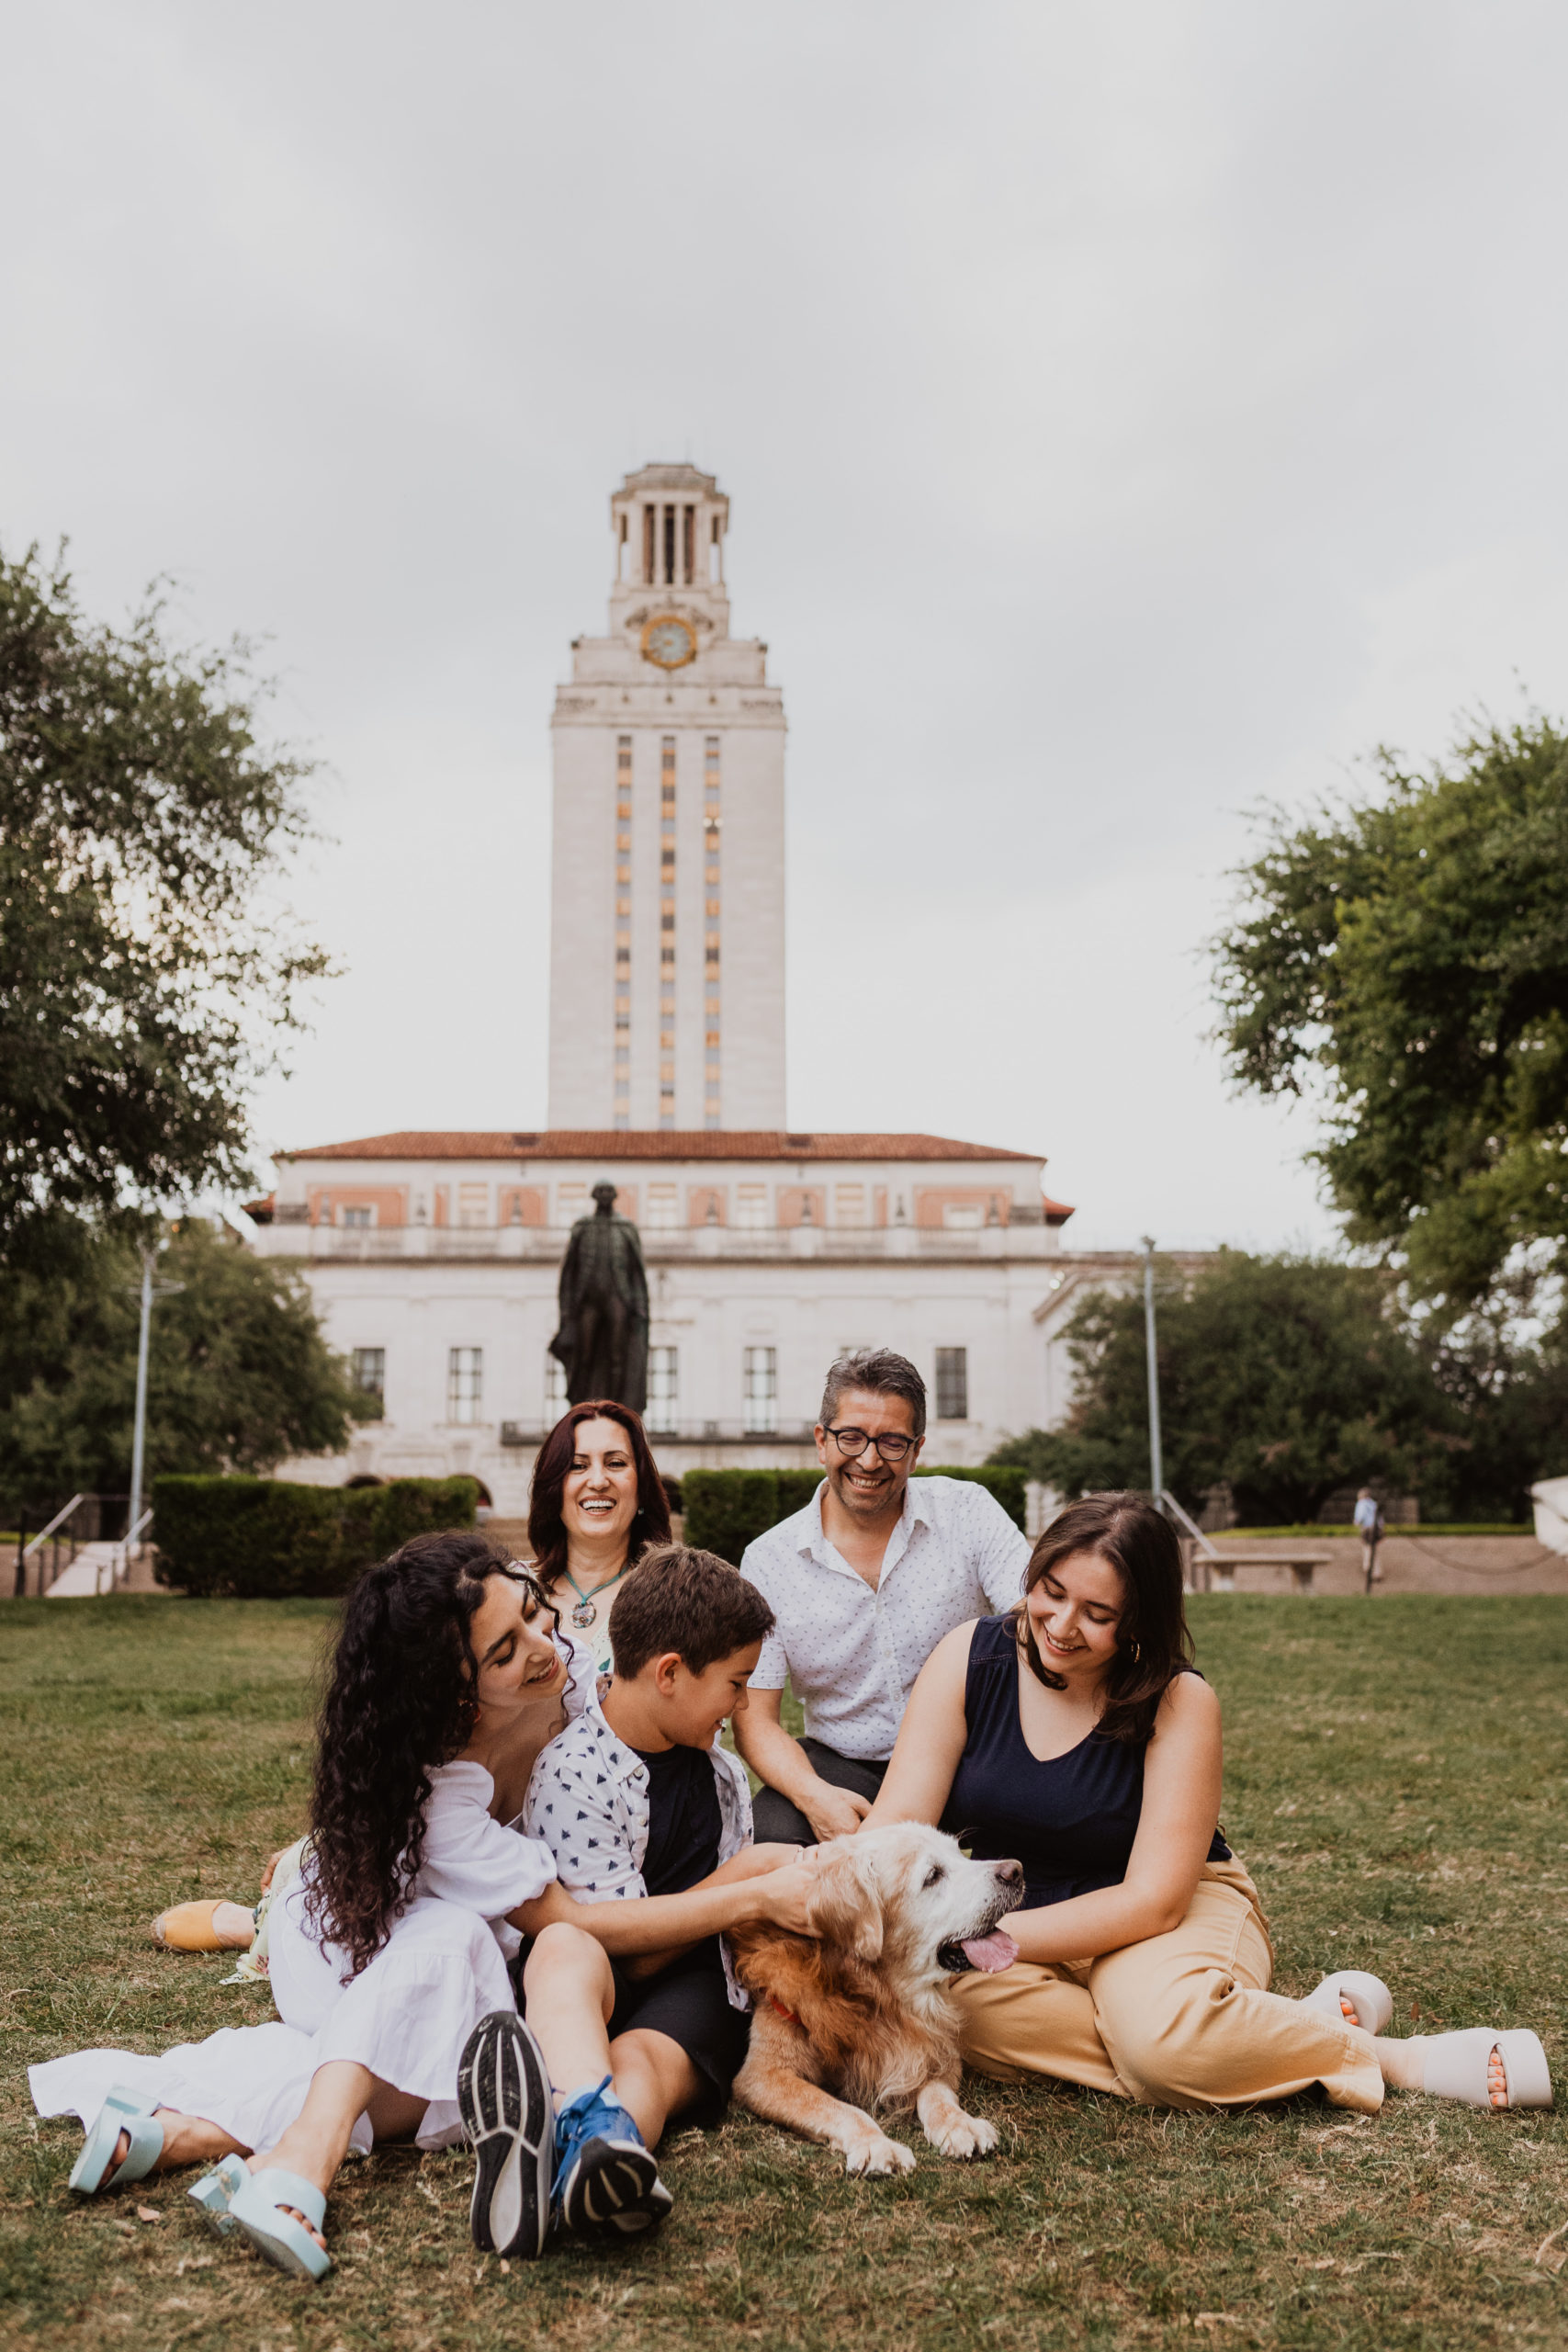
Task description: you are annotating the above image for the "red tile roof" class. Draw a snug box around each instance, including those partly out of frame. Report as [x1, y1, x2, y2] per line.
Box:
[279, 1128, 1048, 1167]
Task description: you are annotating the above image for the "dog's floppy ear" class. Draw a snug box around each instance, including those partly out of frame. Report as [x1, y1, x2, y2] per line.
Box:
[807, 1847, 885, 1965]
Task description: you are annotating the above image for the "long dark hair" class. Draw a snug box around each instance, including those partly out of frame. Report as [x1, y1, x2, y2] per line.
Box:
[307, 1530, 559, 1973]
[526, 1400, 671, 1588]
[1013, 1491, 1193, 1745]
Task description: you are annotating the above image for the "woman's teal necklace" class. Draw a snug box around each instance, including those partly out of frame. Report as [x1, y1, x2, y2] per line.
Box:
[564, 1558, 630, 1631]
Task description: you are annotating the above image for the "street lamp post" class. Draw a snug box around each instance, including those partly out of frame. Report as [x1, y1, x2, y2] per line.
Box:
[126, 1240, 183, 1562]
[1141, 1235, 1164, 1503]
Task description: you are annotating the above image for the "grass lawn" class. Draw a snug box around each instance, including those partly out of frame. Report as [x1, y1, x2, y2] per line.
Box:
[3, 1595, 1566, 2352]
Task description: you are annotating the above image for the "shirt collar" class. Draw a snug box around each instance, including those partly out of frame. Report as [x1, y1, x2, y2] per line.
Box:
[584, 1700, 648, 1787]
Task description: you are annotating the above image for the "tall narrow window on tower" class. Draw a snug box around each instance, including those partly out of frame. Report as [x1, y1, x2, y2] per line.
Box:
[615, 734, 632, 1130]
[642, 505, 655, 585]
[704, 734, 721, 1129]
[663, 505, 676, 585]
[682, 504, 694, 583]
[660, 735, 677, 1131]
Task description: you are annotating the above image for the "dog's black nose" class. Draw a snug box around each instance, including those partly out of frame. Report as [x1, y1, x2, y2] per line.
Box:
[996, 1860, 1024, 1889]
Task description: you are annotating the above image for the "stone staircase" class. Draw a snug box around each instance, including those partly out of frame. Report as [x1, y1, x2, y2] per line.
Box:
[43, 1542, 130, 1597]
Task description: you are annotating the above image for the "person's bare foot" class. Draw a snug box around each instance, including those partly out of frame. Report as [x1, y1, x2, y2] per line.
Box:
[212, 1901, 255, 1947]
[244, 2143, 329, 2254]
[1373, 2036, 1513, 2106]
[100, 2109, 243, 2185]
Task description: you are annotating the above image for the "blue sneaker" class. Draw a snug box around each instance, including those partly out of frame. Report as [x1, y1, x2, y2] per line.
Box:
[552, 2075, 672, 2241]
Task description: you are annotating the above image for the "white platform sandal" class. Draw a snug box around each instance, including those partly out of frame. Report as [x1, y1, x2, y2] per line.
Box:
[1420, 2028, 1553, 2110]
[69, 2087, 164, 2194]
[227, 2166, 332, 2281]
[1300, 1970, 1393, 2035]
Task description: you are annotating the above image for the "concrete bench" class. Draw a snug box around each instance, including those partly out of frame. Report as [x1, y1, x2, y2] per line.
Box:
[1202, 1548, 1333, 1595]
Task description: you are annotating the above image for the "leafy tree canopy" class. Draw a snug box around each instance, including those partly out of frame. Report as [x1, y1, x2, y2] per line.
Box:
[989, 1250, 1564, 1524]
[0, 1218, 374, 1514]
[0, 543, 328, 1264]
[1211, 716, 1568, 1313]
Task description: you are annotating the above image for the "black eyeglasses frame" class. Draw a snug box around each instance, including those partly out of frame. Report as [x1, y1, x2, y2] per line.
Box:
[823, 1423, 916, 1464]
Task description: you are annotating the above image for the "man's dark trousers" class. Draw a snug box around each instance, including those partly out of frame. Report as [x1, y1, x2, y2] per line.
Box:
[750, 1738, 888, 1845]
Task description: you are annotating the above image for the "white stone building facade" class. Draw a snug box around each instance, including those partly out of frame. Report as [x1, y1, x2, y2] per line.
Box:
[254, 1131, 1084, 1502]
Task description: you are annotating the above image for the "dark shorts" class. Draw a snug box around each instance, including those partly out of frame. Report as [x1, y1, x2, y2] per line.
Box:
[606, 1938, 751, 2130]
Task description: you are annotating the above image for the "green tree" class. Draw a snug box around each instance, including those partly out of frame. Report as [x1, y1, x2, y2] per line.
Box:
[0, 544, 327, 1264]
[991, 1252, 1475, 1524]
[0, 1219, 372, 1513]
[1211, 715, 1568, 1313]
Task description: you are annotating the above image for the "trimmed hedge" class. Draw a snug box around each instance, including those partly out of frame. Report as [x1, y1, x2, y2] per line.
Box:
[682, 1463, 1027, 1567]
[918, 1464, 1027, 1530]
[152, 1475, 480, 1597]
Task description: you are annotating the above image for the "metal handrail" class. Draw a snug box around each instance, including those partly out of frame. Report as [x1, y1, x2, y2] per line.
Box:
[106, 1509, 155, 1592]
[22, 1494, 86, 1557]
[1158, 1488, 1218, 1559]
[1159, 1487, 1221, 1593]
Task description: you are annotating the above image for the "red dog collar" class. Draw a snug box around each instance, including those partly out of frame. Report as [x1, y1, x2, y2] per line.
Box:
[768, 1994, 798, 2023]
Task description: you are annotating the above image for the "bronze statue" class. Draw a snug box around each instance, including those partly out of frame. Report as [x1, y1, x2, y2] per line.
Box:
[549, 1182, 649, 1413]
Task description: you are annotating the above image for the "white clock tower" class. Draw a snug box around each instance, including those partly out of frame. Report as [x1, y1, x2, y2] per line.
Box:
[547, 464, 787, 1132]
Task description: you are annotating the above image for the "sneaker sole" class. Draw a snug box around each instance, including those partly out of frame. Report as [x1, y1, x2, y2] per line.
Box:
[558, 2133, 674, 2240]
[458, 2011, 553, 2259]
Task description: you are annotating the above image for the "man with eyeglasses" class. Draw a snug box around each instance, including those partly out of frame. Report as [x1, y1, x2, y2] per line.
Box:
[734, 1347, 1030, 1844]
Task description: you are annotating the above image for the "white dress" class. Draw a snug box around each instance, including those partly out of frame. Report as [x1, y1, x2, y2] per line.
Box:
[30, 1633, 592, 2156]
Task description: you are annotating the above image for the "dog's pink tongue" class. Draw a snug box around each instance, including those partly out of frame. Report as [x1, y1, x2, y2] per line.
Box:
[959, 1928, 1019, 1973]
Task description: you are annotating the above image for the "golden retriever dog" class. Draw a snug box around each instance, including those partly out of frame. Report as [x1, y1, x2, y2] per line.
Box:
[728, 1824, 1022, 2177]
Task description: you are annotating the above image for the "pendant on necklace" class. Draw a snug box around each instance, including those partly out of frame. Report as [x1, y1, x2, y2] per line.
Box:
[570, 1598, 597, 1630]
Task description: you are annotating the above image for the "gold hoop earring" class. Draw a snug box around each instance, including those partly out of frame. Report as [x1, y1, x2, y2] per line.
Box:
[1128, 1640, 1142, 1664]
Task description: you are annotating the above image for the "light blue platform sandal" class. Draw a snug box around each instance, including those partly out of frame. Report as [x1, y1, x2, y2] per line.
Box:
[69, 2086, 164, 2195]
[227, 2166, 332, 2282]
[187, 2153, 249, 2237]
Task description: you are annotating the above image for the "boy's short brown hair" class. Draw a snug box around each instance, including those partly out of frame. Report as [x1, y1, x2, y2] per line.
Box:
[607, 1544, 776, 1680]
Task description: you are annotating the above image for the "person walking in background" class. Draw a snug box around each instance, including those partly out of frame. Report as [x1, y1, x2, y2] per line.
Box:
[734, 1348, 1029, 1843]
[1354, 1487, 1384, 1592]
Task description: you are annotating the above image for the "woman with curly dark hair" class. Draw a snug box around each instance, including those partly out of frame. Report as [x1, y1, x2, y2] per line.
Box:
[527, 1399, 671, 1679]
[140, 1406, 671, 1973]
[35, 1527, 820, 2279]
[33, 1533, 589, 2277]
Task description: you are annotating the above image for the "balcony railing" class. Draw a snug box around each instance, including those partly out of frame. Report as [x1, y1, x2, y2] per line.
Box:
[499, 1418, 815, 1449]
[254, 1219, 1055, 1264]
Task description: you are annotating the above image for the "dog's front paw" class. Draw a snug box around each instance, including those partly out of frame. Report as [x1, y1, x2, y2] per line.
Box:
[931, 2109, 998, 2161]
[843, 2132, 916, 2177]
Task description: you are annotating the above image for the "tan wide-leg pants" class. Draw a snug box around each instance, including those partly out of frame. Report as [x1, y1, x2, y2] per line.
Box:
[952, 1857, 1383, 2115]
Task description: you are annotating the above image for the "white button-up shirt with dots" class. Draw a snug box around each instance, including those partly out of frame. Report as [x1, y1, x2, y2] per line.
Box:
[739, 1476, 1031, 1762]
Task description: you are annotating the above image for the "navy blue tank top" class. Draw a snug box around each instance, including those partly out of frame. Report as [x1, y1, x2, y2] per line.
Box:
[947, 1613, 1230, 1910]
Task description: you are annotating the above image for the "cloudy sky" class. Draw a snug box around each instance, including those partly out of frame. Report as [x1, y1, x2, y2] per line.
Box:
[6, 4, 1566, 1251]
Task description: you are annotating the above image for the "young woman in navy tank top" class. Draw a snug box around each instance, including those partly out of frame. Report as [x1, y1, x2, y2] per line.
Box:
[863, 1494, 1550, 2120]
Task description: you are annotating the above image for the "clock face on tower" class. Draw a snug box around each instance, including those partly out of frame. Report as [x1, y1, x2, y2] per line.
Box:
[640, 614, 697, 670]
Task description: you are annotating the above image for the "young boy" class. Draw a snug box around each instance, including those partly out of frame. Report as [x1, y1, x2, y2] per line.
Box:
[460, 1545, 810, 2252]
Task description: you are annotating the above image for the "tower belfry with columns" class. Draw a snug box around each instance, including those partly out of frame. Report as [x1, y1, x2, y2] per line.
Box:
[547, 464, 787, 1132]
